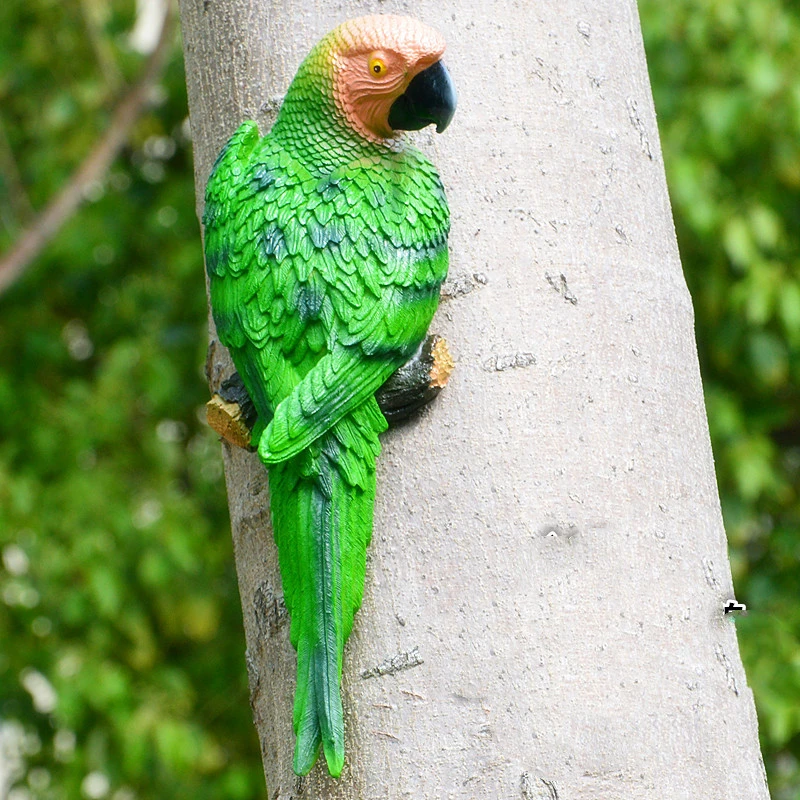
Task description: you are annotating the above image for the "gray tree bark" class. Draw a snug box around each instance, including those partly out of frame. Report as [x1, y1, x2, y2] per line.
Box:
[179, 1, 770, 797]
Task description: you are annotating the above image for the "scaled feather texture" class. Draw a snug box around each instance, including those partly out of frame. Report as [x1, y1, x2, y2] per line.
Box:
[203, 15, 453, 777]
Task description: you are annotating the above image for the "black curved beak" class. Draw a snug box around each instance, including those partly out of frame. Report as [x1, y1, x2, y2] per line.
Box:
[388, 60, 457, 134]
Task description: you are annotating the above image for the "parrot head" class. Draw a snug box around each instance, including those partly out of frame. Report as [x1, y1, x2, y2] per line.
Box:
[308, 15, 457, 143]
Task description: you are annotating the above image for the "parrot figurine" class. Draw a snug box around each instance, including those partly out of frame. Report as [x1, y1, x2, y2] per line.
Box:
[202, 15, 456, 777]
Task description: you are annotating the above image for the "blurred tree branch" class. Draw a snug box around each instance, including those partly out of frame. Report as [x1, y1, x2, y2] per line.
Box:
[0, 2, 176, 296]
[80, 0, 125, 91]
[0, 118, 35, 231]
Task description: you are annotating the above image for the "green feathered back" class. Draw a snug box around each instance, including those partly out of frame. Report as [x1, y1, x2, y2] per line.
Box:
[203, 31, 449, 776]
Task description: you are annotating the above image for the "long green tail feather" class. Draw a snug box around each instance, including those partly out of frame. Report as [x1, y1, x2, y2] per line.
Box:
[268, 400, 384, 777]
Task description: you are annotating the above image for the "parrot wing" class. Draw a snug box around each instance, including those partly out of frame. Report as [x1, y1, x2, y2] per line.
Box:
[255, 145, 450, 461]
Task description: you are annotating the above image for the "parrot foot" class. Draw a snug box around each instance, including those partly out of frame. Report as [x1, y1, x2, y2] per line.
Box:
[374, 334, 454, 424]
[206, 334, 454, 449]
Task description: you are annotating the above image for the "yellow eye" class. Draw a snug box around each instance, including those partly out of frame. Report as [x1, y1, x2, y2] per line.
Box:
[369, 56, 387, 77]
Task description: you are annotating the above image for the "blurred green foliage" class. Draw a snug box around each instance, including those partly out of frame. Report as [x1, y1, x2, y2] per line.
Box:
[0, 0, 262, 797]
[1, 0, 798, 797]
[640, 0, 800, 796]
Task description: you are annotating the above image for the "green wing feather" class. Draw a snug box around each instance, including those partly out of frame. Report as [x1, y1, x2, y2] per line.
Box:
[203, 120, 449, 776]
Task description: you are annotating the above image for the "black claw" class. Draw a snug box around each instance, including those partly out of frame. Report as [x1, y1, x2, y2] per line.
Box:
[375, 337, 444, 423]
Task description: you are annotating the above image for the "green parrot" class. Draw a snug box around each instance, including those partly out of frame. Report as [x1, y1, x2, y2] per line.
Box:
[202, 14, 456, 777]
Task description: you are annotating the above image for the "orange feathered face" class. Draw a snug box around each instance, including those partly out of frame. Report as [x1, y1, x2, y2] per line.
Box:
[329, 15, 455, 142]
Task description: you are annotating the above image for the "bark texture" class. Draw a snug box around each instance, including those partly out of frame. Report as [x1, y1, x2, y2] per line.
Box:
[179, 1, 770, 797]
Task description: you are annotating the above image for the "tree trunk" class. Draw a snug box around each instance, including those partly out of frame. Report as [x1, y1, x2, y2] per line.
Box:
[179, 1, 770, 797]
